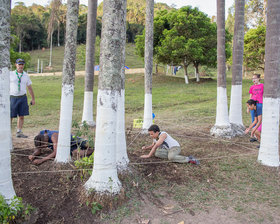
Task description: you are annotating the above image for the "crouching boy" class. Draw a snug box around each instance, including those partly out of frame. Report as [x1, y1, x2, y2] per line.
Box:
[140, 125, 199, 165]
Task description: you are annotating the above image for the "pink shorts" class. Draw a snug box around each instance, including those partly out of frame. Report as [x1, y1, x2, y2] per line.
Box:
[257, 124, 262, 132]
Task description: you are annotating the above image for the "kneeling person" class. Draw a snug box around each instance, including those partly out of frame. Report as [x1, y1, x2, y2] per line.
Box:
[140, 125, 199, 164]
[29, 130, 94, 165]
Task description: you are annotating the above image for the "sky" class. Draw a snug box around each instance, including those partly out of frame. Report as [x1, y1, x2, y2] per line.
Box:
[12, 0, 235, 18]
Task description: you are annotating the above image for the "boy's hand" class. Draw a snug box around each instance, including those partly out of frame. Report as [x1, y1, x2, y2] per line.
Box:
[33, 159, 43, 165]
[28, 155, 35, 161]
[141, 146, 146, 150]
[140, 154, 150, 159]
[244, 128, 250, 134]
[246, 107, 250, 114]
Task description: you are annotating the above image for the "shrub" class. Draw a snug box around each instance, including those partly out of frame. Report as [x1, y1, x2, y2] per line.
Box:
[0, 195, 33, 223]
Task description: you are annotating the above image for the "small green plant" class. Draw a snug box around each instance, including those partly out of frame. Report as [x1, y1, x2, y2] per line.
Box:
[72, 119, 95, 179]
[74, 153, 94, 178]
[0, 195, 33, 223]
[86, 201, 102, 215]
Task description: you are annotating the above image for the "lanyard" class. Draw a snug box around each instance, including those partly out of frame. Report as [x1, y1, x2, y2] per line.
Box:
[15, 70, 23, 92]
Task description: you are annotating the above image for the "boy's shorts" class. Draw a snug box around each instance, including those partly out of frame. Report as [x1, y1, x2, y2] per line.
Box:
[10, 95, 29, 118]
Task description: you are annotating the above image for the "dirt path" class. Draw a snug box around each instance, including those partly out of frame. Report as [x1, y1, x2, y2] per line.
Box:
[29, 68, 145, 77]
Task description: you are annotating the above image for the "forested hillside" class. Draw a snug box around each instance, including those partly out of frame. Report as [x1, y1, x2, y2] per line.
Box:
[11, 0, 172, 52]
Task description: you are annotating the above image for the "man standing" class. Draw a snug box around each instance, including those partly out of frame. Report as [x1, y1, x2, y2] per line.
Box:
[10, 58, 35, 138]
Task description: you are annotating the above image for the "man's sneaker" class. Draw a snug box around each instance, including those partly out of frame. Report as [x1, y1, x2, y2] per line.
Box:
[188, 156, 200, 165]
[250, 137, 258, 142]
[16, 131, 28, 138]
[257, 145, 260, 149]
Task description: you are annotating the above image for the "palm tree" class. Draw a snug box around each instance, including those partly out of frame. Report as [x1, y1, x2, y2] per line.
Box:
[81, 0, 97, 127]
[229, 0, 245, 135]
[142, 0, 154, 132]
[85, 0, 127, 194]
[210, 0, 233, 138]
[0, 0, 16, 201]
[47, 6, 55, 67]
[53, 0, 62, 47]
[55, 0, 79, 163]
[116, 1, 129, 171]
[258, 0, 280, 167]
[48, 0, 62, 67]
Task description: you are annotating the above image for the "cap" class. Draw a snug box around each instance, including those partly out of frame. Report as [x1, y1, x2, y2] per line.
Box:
[16, 58, 25, 65]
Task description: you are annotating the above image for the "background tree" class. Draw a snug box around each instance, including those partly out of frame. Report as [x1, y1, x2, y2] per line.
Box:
[0, 0, 16, 201]
[243, 25, 266, 72]
[47, 0, 62, 67]
[136, 6, 232, 82]
[11, 3, 39, 52]
[55, 0, 79, 163]
[142, 0, 154, 131]
[210, 0, 233, 138]
[229, 0, 245, 135]
[53, 0, 62, 47]
[81, 0, 97, 127]
[226, 0, 267, 35]
[85, 0, 126, 194]
[258, 0, 279, 167]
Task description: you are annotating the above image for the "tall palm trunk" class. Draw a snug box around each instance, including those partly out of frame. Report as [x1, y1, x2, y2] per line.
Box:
[258, 0, 280, 167]
[82, 0, 97, 127]
[210, 0, 233, 138]
[229, 0, 245, 135]
[0, 0, 16, 201]
[19, 38, 22, 53]
[85, 0, 127, 194]
[116, 1, 129, 171]
[142, 0, 154, 132]
[57, 24, 60, 46]
[49, 30, 53, 67]
[55, 0, 79, 163]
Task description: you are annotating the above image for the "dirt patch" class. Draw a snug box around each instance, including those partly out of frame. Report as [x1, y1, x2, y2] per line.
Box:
[11, 127, 280, 224]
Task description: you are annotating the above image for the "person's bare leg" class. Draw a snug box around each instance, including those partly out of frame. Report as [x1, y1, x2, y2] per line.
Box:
[255, 130, 261, 141]
[17, 116, 24, 131]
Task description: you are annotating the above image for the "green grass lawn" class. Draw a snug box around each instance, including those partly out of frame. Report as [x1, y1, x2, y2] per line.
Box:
[27, 43, 144, 73]
[22, 73, 254, 131]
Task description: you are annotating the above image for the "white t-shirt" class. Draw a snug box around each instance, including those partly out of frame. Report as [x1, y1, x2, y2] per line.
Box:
[154, 131, 180, 149]
[10, 70, 32, 96]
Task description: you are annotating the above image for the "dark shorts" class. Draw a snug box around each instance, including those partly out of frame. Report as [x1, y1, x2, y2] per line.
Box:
[10, 95, 29, 118]
[70, 137, 88, 155]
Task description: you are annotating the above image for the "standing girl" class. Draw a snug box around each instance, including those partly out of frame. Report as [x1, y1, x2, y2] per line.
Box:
[247, 74, 263, 141]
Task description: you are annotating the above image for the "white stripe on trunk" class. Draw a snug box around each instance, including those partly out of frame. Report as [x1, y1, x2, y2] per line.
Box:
[142, 93, 153, 131]
[258, 97, 279, 167]
[0, 67, 16, 200]
[55, 84, 74, 163]
[82, 91, 95, 126]
[116, 90, 129, 170]
[195, 71, 200, 82]
[184, 75, 189, 84]
[211, 87, 233, 138]
[229, 85, 243, 125]
[85, 90, 121, 193]
[215, 87, 230, 126]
